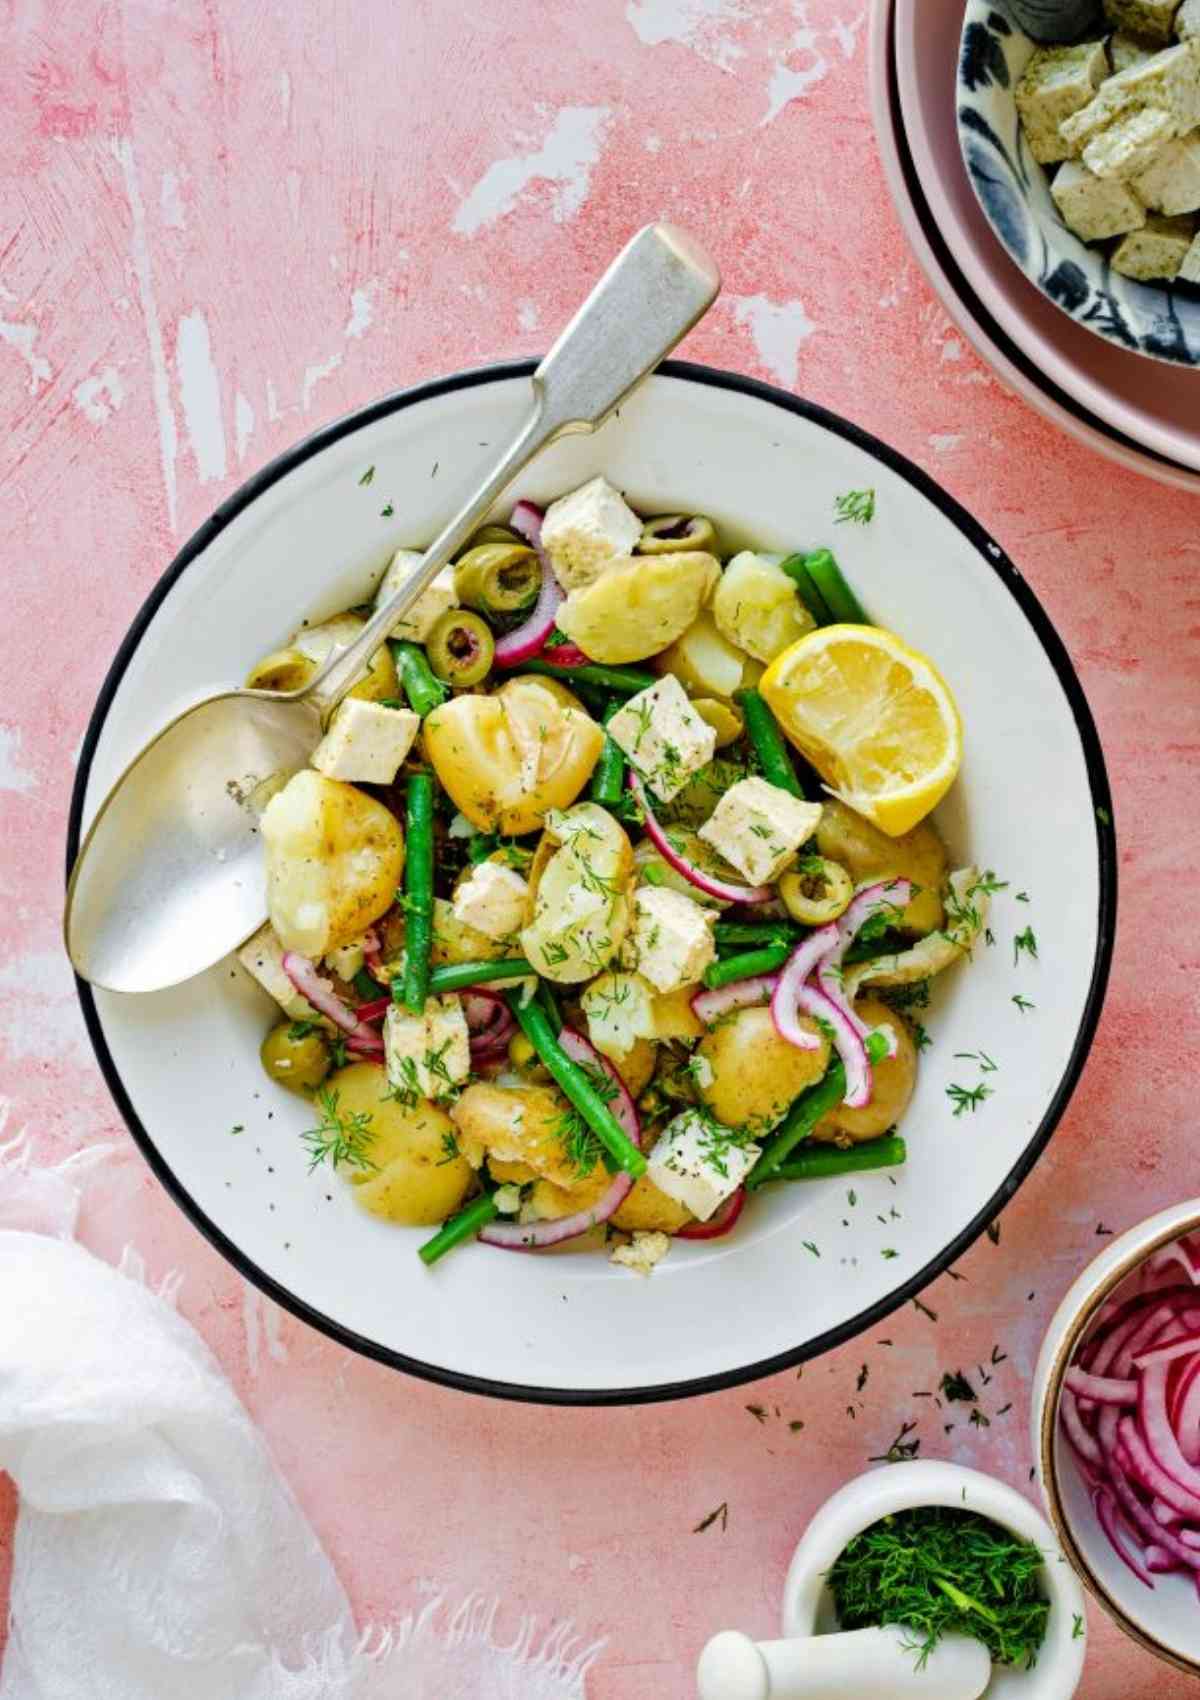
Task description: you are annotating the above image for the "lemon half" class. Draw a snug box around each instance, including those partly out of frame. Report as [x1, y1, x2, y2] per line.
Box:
[759, 625, 963, 837]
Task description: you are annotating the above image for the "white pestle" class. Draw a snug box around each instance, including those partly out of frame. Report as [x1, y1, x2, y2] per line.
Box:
[696, 1625, 992, 1700]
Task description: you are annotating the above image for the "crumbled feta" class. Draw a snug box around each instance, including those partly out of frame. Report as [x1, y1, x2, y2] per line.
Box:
[1050, 157, 1147, 238]
[1132, 130, 1200, 208]
[325, 938, 366, 981]
[609, 1230, 671, 1276]
[539, 476, 643, 590]
[310, 699, 419, 784]
[1103, 0, 1181, 42]
[374, 549, 458, 642]
[606, 674, 716, 802]
[1111, 208, 1196, 273]
[1179, 0, 1200, 38]
[384, 995, 470, 1101]
[698, 778, 823, 887]
[1110, 32, 1157, 72]
[451, 860, 528, 942]
[237, 923, 326, 1023]
[646, 1109, 758, 1222]
[1179, 227, 1200, 277]
[1061, 40, 1200, 150]
[621, 887, 716, 994]
[1083, 103, 1177, 176]
[1014, 39, 1109, 163]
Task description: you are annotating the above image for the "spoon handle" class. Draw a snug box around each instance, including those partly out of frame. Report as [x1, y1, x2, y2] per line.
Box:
[307, 222, 720, 714]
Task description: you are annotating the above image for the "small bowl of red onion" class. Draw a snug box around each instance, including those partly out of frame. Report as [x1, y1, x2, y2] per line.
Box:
[1034, 1201, 1200, 1674]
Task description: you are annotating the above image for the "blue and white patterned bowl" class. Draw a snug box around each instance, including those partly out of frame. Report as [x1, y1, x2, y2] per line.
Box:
[957, 1, 1200, 367]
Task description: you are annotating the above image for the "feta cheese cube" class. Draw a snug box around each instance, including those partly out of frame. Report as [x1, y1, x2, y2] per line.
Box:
[1083, 103, 1177, 175]
[1061, 39, 1200, 149]
[373, 549, 458, 642]
[1015, 39, 1110, 163]
[451, 860, 528, 942]
[1111, 209, 1196, 273]
[621, 887, 716, 994]
[384, 995, 470, 1101]
[1132, 129, 1200, 207]
[646, 1109, 758, 1222]
[1051, 157, 1148, 238]
[237, 922, 326, 1023]
[310, 699, 419, 784]
[698, 778, 823, 887]
[1110, 32, 1157, 71]
[609, 1230, 671, 1276]
[1103, 0, 1182, 42]
[1178, 0, 1200, 36]
[607, 674, 716, 802]
[1179, 227, 1200, 276]
[539, 476, 643, 590]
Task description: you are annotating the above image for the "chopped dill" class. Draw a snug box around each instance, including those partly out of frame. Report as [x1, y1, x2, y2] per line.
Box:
[834, 487, 876, 525]
[301, 1088, 377, 1174]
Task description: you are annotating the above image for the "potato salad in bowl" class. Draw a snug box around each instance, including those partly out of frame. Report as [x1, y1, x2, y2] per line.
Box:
[239, 475, 989, 1276]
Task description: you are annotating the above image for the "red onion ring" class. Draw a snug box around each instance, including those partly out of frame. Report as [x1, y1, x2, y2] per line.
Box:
[816, 879, 913, 1059]
[770, 927, 838, 1053]
[478, 1029, 641, 1252]
[1094, 1485, 1156, 1587]
[1135, 1332, 1200, 1372]
[1065, 1367, 1139, 1405]
[676, 1187, 745, 1241]
[493, 502, 566, 668]
[691, 974, 779, 1026]
[355, 996, 392, 1024]
[627, 771, 773, 904]
[281, 952, 383, 1049]
[796, 979, 871, 1107]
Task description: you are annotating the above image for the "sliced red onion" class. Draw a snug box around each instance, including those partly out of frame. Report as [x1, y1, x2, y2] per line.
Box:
[1119, 1417, 1200, 1520]
[355, 995, 392, 1024]
[1060, 1388, 1103, 1468]
[1135, 1333, 1200, 1371]
[628, 771, 772, 904]
[536, 640, 591, 667]
[1147, 1546, 1177, 1574]
[478, 1030, 641, 1252]
[1140, 1359, 1200, 1503]
[1176, 1361, 1200, 1464]
[1094, 1486, 1155, 1587]
[494, 501, 566, 668]
[1154, 1497, 1185, 1529]
[1065, 1367, 1139, 1405]
[362, 926, 389, 985]
[281, 952, 383, 1048]
[816, 879, 913, 1059]
[1150, 1239, 1200, 1285]
[691, 974, 779, 1026]
[770, 927, 838, 1054]
[463, 990, 507, 1034]
[676, 1187, 746, 1241]
[798, 980, 871, 1107]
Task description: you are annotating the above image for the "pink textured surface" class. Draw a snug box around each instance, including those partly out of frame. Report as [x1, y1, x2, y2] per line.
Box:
[1, 3, 1198, 1694]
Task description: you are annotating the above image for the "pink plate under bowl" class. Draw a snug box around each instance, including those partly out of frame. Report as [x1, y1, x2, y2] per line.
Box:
[894, 0, 1200, 475]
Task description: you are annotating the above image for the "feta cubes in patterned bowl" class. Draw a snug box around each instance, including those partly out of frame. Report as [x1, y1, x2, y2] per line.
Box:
[958, 0, 1200, 365]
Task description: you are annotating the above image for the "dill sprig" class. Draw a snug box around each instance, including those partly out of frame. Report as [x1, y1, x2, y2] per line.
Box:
[828, 1505, 1049, 1670]
[301, 1088, 377, 1174]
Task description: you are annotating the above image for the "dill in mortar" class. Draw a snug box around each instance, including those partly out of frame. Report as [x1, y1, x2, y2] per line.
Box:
[827, 1505, 1050, 1669]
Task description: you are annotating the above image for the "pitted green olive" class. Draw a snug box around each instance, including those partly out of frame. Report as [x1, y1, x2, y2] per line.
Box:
[260, 1022, 332, 1093]
[453, 543, 540, 613]
[779, 856, 854, 925]
[638, 514, 718, 554]
[426, 610, 495, 686]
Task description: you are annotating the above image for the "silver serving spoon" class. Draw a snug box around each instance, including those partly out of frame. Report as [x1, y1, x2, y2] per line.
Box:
[66, 223, 720, 996]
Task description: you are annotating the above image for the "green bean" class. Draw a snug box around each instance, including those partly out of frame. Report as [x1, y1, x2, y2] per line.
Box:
[736, 688, 805, 799]
[521, 658, 657, 696]
[802, 548, 870, 625]
[749, 1033, 892, 1189]
[535, 979, 563, 1036]
[590, 704, 627, 806]
[779, 553, 835, 626]
[427, 958, 532, 994]
[508, 994, 645, 1177]
[773, 1133, 906, 1183]
[401, 773, 434, 1013]
[418, 1192, 500, 1265]
[713, 921, 800, 949]
[352, 967, 380, 1001]
[702, 943, 792, 989]
[389, 639, 447, 717]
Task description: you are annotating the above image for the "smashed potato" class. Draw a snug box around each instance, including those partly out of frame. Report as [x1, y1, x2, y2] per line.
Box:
[711, 551, 814, 664]
[521, 802, 634, 984]
[329, 1063, 475, 1224]
[816, 798, 947, 937]
[261, 770, 405, 957]
[696, 1005, 830, 1131]
[556, 552, 719, 664]
[450, 1082, 582, 1191]
[812, 998, 917, 1143]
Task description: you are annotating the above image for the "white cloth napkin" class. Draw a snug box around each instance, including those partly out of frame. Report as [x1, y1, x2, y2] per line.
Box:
[0, 1133, 599, 1699]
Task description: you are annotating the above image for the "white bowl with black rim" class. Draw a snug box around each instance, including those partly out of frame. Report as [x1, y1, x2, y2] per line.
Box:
[67, 360, 1116, 1404]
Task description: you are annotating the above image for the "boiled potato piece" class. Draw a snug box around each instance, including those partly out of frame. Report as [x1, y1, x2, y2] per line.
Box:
[556, 552, 719, 664]
[696, 1005, 830, 1132]
[813, 997, 917, 1143]
[613, 1036, 657, 1098]
[261, 770, 405, 957]
[581, 970, 657, 1058]
[450, 1082, 583, 1191]
[246, 613, 397, 702]
[654, 609, 759, 700]
[612, 1127, 697, 1234]
[712, 551, 815, 664]
[521, 802, 634, 984]
[692, 697, 744, 748]
[816, 798, 946, 936]
[651, 984, 704, 1042]
[423, 675, 603, 835]
[326, 1064, 475, 1224]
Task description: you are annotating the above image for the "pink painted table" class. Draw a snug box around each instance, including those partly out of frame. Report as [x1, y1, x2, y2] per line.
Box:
[3, 3, 1197, 1693]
